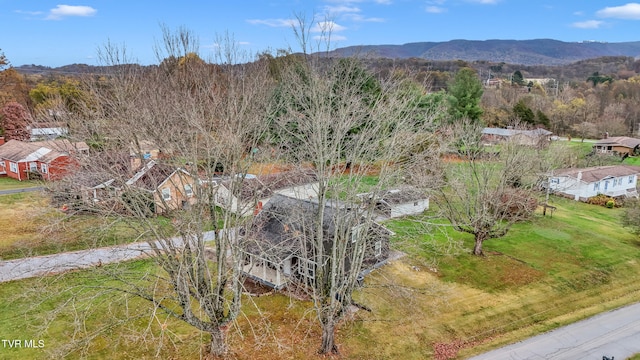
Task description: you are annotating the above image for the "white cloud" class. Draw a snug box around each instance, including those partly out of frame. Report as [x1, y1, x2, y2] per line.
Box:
[46, 5, 96, 20]
[344, 13, 385, 22]
[311, 21, 347, 33]
[246, 18, 298, 27]
[426, 6, 446, 13]
[571, 20, 604, 29]
[15, 10, 44, 16]
[324, 5, 361, 14]
[313, 34, 347, 41]
[596, 3, 640, 19]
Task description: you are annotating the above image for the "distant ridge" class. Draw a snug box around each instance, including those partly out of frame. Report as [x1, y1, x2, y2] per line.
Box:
[326, 39, 640, 66]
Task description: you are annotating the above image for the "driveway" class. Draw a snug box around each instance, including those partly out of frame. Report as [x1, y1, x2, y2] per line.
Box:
[0, 186, 44, 195]
[0, 230, 219, 283]
[468, 302, 640, 359]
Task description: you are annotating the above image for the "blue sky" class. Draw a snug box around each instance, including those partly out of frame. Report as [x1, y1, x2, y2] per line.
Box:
[1, 1, 640, 67]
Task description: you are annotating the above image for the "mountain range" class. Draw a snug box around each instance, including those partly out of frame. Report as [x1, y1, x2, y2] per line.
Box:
[14, 39, 640, 75]
[326, 39, 640, 66]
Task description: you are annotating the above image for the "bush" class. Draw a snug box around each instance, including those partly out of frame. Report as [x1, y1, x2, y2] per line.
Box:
[587, 194, 619, 208]
[492, 188, 538, 221]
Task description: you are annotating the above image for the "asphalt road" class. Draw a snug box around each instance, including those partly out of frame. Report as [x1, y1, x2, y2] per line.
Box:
[468, 301, 640, 360]
[0, 186, 44, 195]
[0, 230, 218, 282]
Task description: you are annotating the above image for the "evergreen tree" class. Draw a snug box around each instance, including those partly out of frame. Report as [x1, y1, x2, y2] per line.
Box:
[447, 67, 483, 122]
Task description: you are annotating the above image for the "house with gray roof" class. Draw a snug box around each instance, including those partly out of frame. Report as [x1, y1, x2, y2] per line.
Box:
[482, 127, 552, 147]
[359, 186, 429, 219]
[214, 170, 319, 216]
[241, 194, 392, 289]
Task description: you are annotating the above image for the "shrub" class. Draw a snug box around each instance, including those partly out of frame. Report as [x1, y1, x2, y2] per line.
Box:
[606, 199, 615, 208]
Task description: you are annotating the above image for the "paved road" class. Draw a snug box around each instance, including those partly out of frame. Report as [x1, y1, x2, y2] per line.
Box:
[0, 230, 218, 283]
[468, 302, 640, 360]
[0, 186, 44, 195]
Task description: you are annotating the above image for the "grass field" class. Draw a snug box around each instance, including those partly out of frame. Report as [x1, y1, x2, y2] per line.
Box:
[2, 194, 640, 359]
[0, 177, 42, 190]
[0, 192, 170, 260]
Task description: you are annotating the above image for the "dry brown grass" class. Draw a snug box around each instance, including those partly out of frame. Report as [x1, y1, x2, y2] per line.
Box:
[0, 193, 53, 253]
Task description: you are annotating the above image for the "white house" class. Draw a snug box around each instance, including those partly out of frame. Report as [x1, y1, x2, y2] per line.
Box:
[359, 186, 429, 219]
[28, 122, 69, 141]
[548, 165, 640, 201]
[213, 170, 319, 216]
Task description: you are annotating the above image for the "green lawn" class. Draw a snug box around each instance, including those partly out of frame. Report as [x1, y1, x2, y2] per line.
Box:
[0, 192, 174, 260]
[3, 194, 640, 359]
[0, 177, 42, 191]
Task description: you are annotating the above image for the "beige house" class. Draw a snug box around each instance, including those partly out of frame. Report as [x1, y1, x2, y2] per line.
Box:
[129, 140, 162, 171]
[593, 136, 640, 156]
[125, 160, 196, 214]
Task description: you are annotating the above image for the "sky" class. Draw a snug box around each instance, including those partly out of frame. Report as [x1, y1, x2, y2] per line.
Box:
[1, 1, 640, 67]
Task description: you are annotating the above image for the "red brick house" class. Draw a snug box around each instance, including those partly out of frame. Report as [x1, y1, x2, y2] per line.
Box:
[0, 138, 89, 181]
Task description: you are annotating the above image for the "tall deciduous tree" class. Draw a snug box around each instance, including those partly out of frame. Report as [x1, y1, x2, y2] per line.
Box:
[268, 18, 438, 354]
[433, 121, 538, 255]
[447, 67, 483, 122]
[52, 28, 273, 357]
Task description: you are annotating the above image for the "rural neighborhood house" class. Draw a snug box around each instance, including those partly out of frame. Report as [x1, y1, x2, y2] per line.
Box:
[547, 164, 640, 201]
[0, 138, 88, 181]
[241, 194, 392, 289]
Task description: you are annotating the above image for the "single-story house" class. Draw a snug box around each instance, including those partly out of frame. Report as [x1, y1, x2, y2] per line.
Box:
[592, 136, 640, 156]
[214, 170, 319, 216]
[547, 165, 640, 201]
[129, 140, 162, 171]
[482, 127, 553, 147]
[359, 186, 429, 219]
[0, 138, 88, 181]
[241, 194, 392, 289]
[28, 122, 69, 141]
[124, 160, 197, 214]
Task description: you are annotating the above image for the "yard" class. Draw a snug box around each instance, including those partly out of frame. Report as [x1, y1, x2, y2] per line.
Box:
[0, 177, 42, 191]
[2, 195, 640, 359]
[0, 191, 171, 260]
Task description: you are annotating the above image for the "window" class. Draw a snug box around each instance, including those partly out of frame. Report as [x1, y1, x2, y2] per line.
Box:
[550, 178, 559, 184]
[9, 162, 18, 173]
[184, 184, 193, 197]
[40, 164, 48, 174]
[414, 201, 419, 206]
[161, 188, 171, 201]
[374, 240, 382, 257]
[351, 224, 366, 243]
[297, 258, 315, 279]
[29, 162, 37, 171]
[593, 182, 600, 191]
[630, 175, 635, 184]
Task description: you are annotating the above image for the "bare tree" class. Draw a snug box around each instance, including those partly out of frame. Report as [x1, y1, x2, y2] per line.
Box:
[263, 17, 440, 354]
[433, 121, 539, 255]
[51, 28, 274, 357]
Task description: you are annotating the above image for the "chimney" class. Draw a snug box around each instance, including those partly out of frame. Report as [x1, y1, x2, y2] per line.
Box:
[575, 171, 582, 201]
[0, 137, 4, 146]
